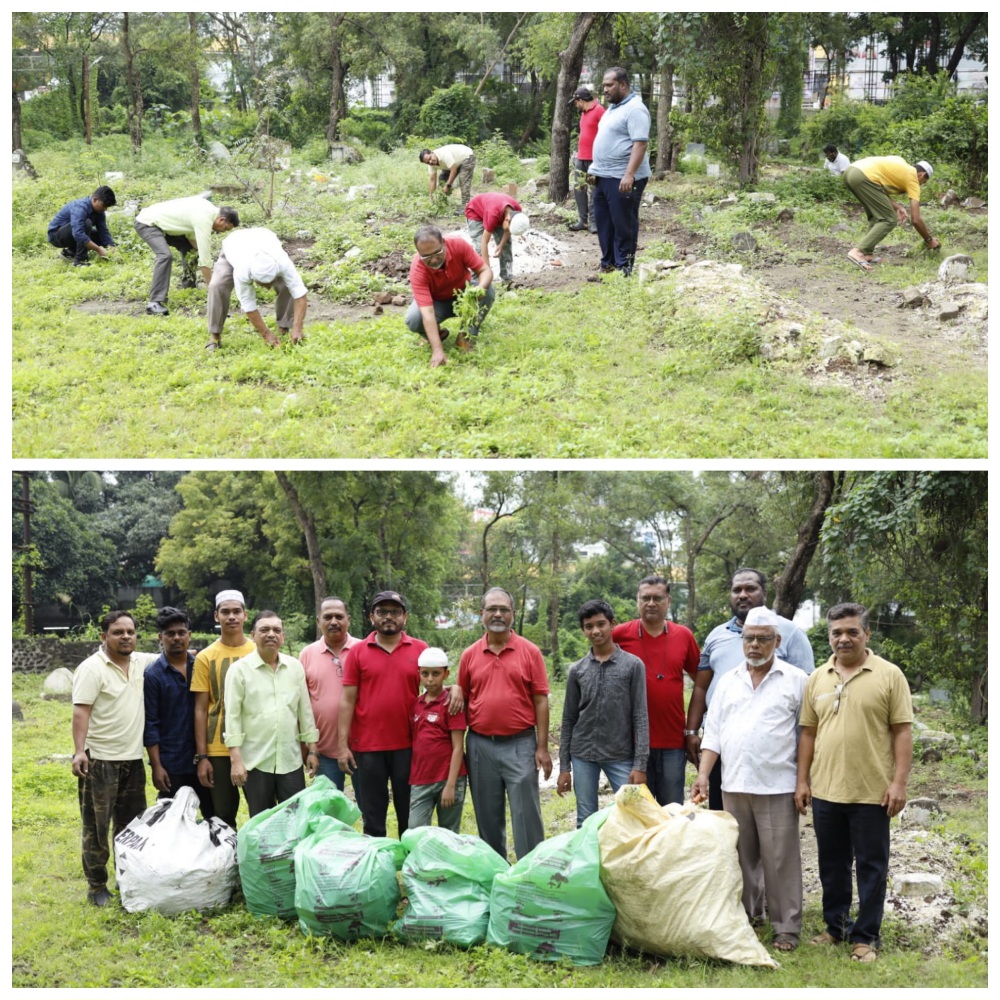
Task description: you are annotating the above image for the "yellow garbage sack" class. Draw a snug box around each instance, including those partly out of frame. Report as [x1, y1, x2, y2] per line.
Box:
[598, 785, 777, 967]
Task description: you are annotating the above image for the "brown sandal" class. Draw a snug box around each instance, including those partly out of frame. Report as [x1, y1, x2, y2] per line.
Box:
[810, 931, 841, 946]
[773, 934, 799, 951]
[851, 943, 878, 963]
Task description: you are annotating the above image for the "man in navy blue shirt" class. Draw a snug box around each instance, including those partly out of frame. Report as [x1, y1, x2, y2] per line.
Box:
[47, 185, 117, 266]
[143, 607, 215, 818]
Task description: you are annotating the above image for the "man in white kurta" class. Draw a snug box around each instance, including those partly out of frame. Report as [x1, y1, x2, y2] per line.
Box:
[692, 606, 808, 951]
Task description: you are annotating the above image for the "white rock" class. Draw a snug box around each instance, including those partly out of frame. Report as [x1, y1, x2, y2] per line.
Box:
[104, 171, 124, 181]
[343, 246, 363, 260]
[821, 336, 843, 358]
[937, 254, 975, 284]
[42, 667, 75, 700]
[746, 192, 776, 203]
[893, 872, 945, 897]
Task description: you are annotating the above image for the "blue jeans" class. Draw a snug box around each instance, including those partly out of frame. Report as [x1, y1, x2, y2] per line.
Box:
[570, 756, 633, 827]
[404, 278, 496, 338]
[592, 174, 647, 273]
[646, 747, 686, 807]
[812, 798, 891, 946]
[316, 753, 346, 792]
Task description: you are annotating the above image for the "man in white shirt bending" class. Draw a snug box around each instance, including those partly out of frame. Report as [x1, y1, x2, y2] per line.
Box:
[823, 144, 851, 176]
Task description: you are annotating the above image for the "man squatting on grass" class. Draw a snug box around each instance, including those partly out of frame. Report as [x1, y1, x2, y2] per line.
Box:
[48, 185, 117, 267]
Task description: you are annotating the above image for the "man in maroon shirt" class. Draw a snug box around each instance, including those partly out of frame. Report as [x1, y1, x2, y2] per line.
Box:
[336, 590, 427, 837]
[404, 224, 495, 369]
[568, 86, 605, 233]
[611, 574, 707, 806]
[465, 192, 529, 286]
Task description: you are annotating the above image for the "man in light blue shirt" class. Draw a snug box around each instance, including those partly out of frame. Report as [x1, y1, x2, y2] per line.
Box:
[588, 67, 651, 276]
[687, 567, 815, 809]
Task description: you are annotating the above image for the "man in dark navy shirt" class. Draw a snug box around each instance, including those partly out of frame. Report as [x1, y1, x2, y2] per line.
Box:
[143, 607, 214, 818]
[47, 185, 117, 266]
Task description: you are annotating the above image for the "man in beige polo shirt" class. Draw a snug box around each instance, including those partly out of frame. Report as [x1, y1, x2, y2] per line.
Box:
[795, 602, 913, 964]
[71, 610, 160, 906]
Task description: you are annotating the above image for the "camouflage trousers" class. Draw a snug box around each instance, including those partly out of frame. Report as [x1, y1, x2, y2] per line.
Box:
[438, 153, 476, 206]
[78, 756, 147, 891]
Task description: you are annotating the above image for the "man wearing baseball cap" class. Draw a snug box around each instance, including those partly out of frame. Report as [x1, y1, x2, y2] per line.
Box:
[843, 156, 939, 272]
[205, 226, 308, 351]
[464, 192, 530, 288]
[191, 589, 255, 828]
[337, 591, 461, 837]
[568, 86, 605, 233]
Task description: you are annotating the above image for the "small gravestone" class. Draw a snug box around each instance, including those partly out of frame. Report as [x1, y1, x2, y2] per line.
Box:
[732, 232, 757, 253]
[961, 196, 985, 209]
[940, 189, 961, 209]
[12, 149, 39, 179]
[13, 701, 24, 722]
[821, 336, 843, 358]
[521, 178, 537, 196]
[929, 688, 951, 705]
[893, 872, 945, 897]
[482, 168, 495, 184]
[938, 302, 962, 321]
[938, 254, 974, 284]
[746, 192, 776, 203]
[208, 141, 231, 162]
[900, 286, 928, 309]
[42, 667, 75, 701]
[329, 143, 361, 164]
[718, 194, 738, 208]
[706, 163, 720, 178]
[899, 797, 943, 829]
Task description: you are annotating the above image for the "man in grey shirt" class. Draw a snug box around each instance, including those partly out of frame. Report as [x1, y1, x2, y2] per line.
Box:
[557, 599, 648, 827]
[688, 567, 815, 809]
[588, 66, 651, 276]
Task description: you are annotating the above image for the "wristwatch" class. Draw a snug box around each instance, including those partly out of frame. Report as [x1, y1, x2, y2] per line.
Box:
[194, 753, 209, 764]
[683, 729, 701, 737]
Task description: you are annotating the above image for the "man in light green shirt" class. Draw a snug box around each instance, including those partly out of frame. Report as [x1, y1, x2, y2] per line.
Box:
[223, 609, 319, 817]
[134, 196, 239, 316]
[419, 143, 476, 205]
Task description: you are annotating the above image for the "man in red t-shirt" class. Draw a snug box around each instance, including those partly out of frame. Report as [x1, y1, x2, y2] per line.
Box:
[405, 224, 495, 368]
[465, 192, 529, 286]
[336, 590, 427, 837]
[611, 574, 706, 806]
[568, 86, 605, 233]
[458, 587, 552, 860]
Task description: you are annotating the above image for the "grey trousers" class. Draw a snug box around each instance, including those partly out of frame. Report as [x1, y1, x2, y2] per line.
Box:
[573, 157, 595, 225]
[722, 790, 803, 935]
[467, 219, 513, 281]
[134, 220, 196, 304]
[466, 728, 543, 861]
[408, 776, 468, 833]
[207, 252, 295, 336]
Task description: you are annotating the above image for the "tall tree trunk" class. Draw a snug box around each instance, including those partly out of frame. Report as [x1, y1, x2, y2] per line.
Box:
[122, 14, 143, 153]
[549, 12, 600, 202]
[548, 525, 561, 673]
[945, 13, 985, 78]
[188, 13, 203, 145]
[655, 62, 674, 172]
[274, 472, 328, 617]
[735, 17, 771, 186]
[772, 471, 838, 620]
[12, 86, 23, 152]
[326, 12, 348, 151]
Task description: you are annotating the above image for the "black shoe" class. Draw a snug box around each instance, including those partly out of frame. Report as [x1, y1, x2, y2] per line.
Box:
[60, 248, 74, 260]
[146, 302, 170, 316]
[88, 888, 113, 907]
[73, 259, 91, 267]
[568, 221, 588, 231]
[588, 225, 598, 234]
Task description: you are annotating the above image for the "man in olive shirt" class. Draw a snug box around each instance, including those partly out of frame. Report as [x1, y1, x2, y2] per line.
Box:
[796, 603, 913, 963]
[71, 610, 160, 906]
[224, 610, 320, 817]
[420, 143, 476, 205]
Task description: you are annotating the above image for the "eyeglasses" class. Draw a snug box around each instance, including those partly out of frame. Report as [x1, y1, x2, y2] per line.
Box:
[639, 595, 667, 604]
[418, 247, 445, 261]
[743, 634, 776, 645]
[374, 607, 405, 618]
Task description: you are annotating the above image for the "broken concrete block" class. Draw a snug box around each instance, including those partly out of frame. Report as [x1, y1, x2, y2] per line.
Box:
[863, 343, 897, 366]
[938, 301, 962, 320]
[746, 192, 776, 203]
[374, 291, 394, 305]
[940, 188, 961, 209]
[961, 196, 985, 209]
[481, 168, 495, 184]
[821, 336, 843, 358]
[644, 193, 660, 206]
[391, 295, 407, 307]
[900, 286, 928, 308]
[893, 873, 945, 897]
[718, 194, 738, 208]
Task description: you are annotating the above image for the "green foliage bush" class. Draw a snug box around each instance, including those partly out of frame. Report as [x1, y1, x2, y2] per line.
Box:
[20, 89, 79, 143]
[768, 168, 845, 203]
[799, 98, 891, 159]
[339, 108, 394, 151]
[417, 83, 485, 145]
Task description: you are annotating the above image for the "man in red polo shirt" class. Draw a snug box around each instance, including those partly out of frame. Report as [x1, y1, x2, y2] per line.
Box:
[612, 574, 706, 806]
[458, 587, 552, 860]
[404, 223, 495, 369]
[465, 192, 529, 287]
[568, 86, 605, 233]
[336, 590, 427, 837]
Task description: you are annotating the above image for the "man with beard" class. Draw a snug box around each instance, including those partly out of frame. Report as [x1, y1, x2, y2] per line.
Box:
[689, 568, 814, 809]
[143, 607, 214, 818]
[336, 592, 429, 837]
[693, 608, 808, 952]
[71, 610, 160, 906]
[458, 588, 552, 859]
[612, 575, 703, 806]
[300, 597, 360, 791]
[224, 610, 319, 817]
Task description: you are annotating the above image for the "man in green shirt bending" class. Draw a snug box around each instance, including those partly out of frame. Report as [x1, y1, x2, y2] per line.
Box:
[223, 610, 320, 817]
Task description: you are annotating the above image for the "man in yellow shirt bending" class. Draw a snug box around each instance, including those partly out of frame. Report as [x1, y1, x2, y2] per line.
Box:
[842, 156, 940, 271]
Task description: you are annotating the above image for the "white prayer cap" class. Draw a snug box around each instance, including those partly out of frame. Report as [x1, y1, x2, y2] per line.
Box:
[215, 589, 245, 607]
[916, 160, 934, 177]
[744, 606, 780, 631]
[508, 212, 530, 235]
[418, 647, 449, 668]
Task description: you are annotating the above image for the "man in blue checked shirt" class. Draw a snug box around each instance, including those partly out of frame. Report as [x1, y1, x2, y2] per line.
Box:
[47, 185, 117, 266]
[143, 606, 215, 819]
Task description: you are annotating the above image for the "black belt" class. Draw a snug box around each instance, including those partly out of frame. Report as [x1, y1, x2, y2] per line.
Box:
[470, 727, 534, 743]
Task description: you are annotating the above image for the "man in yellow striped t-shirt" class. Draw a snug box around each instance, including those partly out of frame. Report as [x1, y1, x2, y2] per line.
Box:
[843, 156, 939, 271]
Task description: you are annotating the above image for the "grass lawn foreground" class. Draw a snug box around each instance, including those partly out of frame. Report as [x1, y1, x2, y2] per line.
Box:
[12, 139, 988, 459]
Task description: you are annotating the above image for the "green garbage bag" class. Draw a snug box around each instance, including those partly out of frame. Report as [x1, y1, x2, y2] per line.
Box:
[487, 808, 616, 965]
[236, 775, 360, 919]
[294, 817, 408, 940]
[394, 826, 510, 947]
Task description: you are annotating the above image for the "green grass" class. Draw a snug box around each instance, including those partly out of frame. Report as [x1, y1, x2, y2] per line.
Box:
[12, 674, 987, 989]
[12, 137, 987, 458]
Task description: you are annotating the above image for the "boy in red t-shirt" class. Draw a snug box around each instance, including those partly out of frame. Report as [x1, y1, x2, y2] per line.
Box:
[409, 647, 468, 831]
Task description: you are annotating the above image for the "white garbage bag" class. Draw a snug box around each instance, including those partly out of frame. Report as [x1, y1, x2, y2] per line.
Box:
[114, 786, 238, 915]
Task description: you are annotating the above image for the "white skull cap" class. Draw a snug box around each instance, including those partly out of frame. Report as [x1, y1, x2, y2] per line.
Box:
[216, 589, 245, 607]
[418, 646, 450, 668]
[744, 606, 780, 631]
